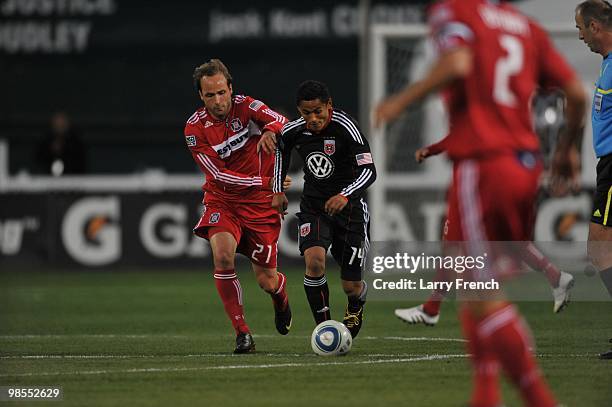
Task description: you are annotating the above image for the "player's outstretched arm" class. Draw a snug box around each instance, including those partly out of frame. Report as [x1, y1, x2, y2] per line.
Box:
[415, 147, 431, 164]
[249, 98, 287, 151]
[257, 131, 277, 154]
[271, 127, 295, 194]
[184, 126, 272, 190]
[373, 47, 473, 127]
[416, 134, 450, 163]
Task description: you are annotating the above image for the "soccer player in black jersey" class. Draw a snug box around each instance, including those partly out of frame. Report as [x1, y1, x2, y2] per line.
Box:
[258, 80, 376, 338]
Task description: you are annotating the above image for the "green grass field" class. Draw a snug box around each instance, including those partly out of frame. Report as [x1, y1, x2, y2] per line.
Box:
[1, 269, 611, 406]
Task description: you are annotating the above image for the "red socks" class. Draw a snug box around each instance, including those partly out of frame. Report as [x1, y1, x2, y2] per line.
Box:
[271, 272, 289, 311]
[464, 304, 557, 407]
[422, 266, 449, 316]
[460, 308, 501, 407]
[522, 243, 561, 287]
[214, 269, 250, 335]
[422, 293, 443, 316]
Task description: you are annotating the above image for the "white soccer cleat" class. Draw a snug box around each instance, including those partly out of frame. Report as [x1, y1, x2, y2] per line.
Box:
[552, 271, 575, 313]
[394, 305, 439, 326]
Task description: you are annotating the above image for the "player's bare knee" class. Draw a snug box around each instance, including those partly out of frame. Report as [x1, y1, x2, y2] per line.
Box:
[587, 241, 612, 270]
[587, 243, 602, 270]
[212, 250, 235, 270]
[305, 257, 325, 277]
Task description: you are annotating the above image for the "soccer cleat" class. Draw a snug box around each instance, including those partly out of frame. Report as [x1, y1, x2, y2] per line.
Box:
[274, 303, 292, 335]
[394, 305, 440, 326]
[552, 271, 574, 313]
[233, 332, 255, 354]
[343, 304, 364, 339]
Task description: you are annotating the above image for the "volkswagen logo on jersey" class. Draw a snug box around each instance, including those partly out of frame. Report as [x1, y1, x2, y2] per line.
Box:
[306, 152, 334, 179]
[230, 118, 243, 132]
[324, 139, 335, 155]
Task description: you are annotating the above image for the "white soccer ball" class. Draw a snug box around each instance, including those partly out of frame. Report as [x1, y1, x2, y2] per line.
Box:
[310, 320, 352, 356]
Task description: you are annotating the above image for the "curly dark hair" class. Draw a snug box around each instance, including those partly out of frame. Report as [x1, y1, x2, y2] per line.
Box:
[295, 80, 331, 105]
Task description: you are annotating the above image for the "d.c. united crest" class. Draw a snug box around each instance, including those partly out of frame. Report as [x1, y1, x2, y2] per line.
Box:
[324, 139, 335, 155]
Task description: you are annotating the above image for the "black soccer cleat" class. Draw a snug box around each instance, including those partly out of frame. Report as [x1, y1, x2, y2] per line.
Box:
[343, 304, 364, 339]
[234, 332, 256, 354]
[600, 349, 612, 360]
[274, 303, 292, 335]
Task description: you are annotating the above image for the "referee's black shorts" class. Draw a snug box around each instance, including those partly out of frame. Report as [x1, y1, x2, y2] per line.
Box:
[296, 196, 370, 281]
[591, 153, 612, 227]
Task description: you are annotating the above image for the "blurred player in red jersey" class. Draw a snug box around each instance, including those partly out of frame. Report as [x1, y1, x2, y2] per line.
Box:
[375, 1, 586, 406]
[184, 59, 293, 354]
[395, 136, 575, 326]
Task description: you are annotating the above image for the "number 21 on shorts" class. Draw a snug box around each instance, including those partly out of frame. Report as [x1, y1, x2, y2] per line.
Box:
[252, 243, 274, 264]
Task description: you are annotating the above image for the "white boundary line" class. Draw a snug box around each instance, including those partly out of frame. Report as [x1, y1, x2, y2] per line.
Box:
[0, 334, 191, 339]
[0, 352, 457, 360]
[0, 354, 467, 378]
[0, 334, 467, 342]
[1, 352, 592, 361]
[0, 354, 302, 360]
[364, 336, 467, 343]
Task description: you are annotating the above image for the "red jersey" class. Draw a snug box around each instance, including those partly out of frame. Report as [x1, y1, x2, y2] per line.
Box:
[426, 134, 450, 156]
[428, 0, 576, 161]
[184, 95, 287, 203]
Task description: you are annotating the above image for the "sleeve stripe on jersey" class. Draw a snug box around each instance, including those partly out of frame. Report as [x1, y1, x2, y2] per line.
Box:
[281, 118, 305, 135]
[273, 148, 283, 193]
[332, 113, 364, 145]
[341, 168, 373, 196]
[186, 112, 199, 125]
[262, 108, 287, 124]
[197, 153, 263, 186]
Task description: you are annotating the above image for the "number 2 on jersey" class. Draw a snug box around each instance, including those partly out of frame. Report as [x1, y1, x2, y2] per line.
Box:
[493, 34, 524, 107]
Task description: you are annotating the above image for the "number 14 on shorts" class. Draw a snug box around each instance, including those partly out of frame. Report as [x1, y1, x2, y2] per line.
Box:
[349, 246, 365, 267]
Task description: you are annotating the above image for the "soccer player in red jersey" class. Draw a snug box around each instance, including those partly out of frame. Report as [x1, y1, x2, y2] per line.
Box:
[395, 136, 575, 326]
[375, 1, 586, 406]
[184, 59, 293, 354]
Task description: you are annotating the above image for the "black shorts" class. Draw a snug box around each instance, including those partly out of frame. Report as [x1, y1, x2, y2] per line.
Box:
[591, 153, 612, 226]
[296, 196, 370, 281]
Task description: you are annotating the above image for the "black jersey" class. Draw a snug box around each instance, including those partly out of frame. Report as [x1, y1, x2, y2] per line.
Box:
[273, 109, 376, 203]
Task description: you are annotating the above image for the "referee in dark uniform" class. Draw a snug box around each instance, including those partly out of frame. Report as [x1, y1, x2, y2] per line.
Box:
[576, 0, 612, 359]
[259, 80, 376, 339]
